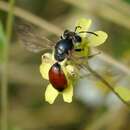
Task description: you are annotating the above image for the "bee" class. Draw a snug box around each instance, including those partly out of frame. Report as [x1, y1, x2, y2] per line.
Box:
[15, 19, 130, 106]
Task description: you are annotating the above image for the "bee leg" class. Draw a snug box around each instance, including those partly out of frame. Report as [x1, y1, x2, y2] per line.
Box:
[67, 50, 72, 58]
[74, 48, 84, 52]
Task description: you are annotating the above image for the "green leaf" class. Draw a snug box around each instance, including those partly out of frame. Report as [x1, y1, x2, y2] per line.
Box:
[114, 86, 130, 102]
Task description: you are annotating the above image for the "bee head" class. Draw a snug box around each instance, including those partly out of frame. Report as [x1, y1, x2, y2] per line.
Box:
[63, 29, 82, 44]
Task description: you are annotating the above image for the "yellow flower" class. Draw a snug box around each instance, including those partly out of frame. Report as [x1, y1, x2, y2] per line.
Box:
[40, 52, 77, 104]
[74, 18, 108, 57]
[39, 18, 108, 104]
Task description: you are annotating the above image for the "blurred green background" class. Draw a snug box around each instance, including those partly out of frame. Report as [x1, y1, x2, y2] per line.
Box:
[0, 0, 130, 130]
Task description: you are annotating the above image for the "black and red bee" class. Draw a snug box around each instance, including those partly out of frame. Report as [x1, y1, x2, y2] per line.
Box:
[15, 20, 98, 92]
[15, 19, 130, 106]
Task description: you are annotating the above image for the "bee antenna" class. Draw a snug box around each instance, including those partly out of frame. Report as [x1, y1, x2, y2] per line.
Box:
[79, 31, 98, 36]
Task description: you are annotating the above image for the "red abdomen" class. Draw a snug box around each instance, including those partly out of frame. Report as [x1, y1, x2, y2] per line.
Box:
[49, 63, 67, 92]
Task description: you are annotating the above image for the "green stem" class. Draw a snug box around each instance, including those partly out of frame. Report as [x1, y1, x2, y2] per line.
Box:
[85, 64, 130, 108]
[1, 0, 15, 130]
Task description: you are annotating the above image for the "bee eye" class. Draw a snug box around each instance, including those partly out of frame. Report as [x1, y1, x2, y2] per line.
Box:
[64, 29, 69, 34]
[63, 29, 70, 38]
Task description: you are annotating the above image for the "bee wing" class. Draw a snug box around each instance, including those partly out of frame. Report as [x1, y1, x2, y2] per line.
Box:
[15, 20, 55, 53]
[68, 55, 89, 73]
[69, 48, 101, 70]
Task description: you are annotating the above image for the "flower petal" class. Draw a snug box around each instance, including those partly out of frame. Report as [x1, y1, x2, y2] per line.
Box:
[40, 62, 52, 80]
[76, 18, 92, 37]
[45, 84, 59, 104]
[63, 83, 73, 103]
[88, 31, 108, 47]
[40, 53, 54, 80]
